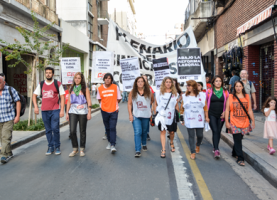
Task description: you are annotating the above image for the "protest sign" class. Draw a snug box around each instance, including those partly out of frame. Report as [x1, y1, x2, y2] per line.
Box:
[153, 57, 170, 91]
[120, 57, 140, 91]
[92, 51, 114, 83]
[61, 57, 81, 85]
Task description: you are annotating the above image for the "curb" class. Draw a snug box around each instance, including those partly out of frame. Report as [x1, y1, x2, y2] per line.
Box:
[220, 131, 277, 189]
[11, 108, 101, 150]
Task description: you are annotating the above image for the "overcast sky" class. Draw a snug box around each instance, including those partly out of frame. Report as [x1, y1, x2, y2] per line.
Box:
[109, 0, 189, 45]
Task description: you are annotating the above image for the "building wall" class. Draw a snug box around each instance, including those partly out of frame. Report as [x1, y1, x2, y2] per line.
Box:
[215, 0, 273, 49]
[56, 0, 87, 21]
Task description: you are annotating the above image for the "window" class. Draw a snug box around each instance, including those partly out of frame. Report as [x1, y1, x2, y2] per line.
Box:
[89, 43, 93, 67]
[88, 16, 93, 39]
[98, 25, 102, 38]
[88, 0, 92, 13]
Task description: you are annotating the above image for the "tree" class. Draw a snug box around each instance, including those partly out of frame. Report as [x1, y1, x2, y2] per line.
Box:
[0, 12, 69, 126]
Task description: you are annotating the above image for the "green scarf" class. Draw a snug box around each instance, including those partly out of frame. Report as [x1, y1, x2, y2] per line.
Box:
[213, 87, 223, 99]
[73, 85, 82, 96]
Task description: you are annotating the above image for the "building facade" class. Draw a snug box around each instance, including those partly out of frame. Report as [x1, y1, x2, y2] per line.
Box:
[0, 0, 61, 103]
[56, 0, 109, 83]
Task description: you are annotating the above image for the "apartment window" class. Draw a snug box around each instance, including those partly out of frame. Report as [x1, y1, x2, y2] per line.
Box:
[89, 43, 93, 67]
[88, 16, 93, 39]
[88, 0, 93, 13]
[98, 25, 102, 38]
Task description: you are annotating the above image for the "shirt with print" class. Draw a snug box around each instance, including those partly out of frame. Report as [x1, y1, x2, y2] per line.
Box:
[69, 88, 88, 115]
[97, 84, 121, 112]
[182, 92, 206, 128]
[0, 86, 20, 122]
[34, 80, 65, 111]
[132, 93, 151, 118]
[156, 92, 178, 125]
[264, 108, 277, 122]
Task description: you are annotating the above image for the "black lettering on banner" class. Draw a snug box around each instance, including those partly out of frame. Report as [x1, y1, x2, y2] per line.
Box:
[117, 54, 120, 66]
[130, 40, 140, 52]
[169, 62, 177, 74]
[177, 33, 190, 48]
[163, 42, 174, 53]
[152, 47, 163, 54]
[140, 44, 151, 54]
[142, 60, 149, 70]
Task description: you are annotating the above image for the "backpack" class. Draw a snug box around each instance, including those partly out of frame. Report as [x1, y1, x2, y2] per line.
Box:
[8, 87, 26, 117]
[248, 80, 253, 94]
[40, 79, 60, 103]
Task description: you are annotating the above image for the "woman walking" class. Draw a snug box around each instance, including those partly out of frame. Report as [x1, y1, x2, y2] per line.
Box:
[128, 77, 154, 157]
[66, 72, 92, 157]
[181, 80, 207, 160]
[154, 77, 179, 158]
[225, 81, 255, 166]
[206, 76, 229, 158]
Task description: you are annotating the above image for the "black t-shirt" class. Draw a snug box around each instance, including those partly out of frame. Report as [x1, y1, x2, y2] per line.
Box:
[209, 93, 224, 118]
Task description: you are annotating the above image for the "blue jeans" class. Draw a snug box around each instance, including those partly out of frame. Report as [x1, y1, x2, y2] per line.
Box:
[42, 109, 60, 148]
[101, 110, 118, 146]
[122, 91, 128, 102]
[132, 116, 149, 152]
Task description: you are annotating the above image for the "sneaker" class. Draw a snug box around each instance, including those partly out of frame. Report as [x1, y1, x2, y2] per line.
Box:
[147, 134, 151, 141]
[142, 146, 148, 151]
[135, 152, 141, 157]
[80, 151, 85, 157]
[106, 143, 111, 150]
[103, 135, 107, 140]
[111, 146, 117, 154]
[45, 147, 54, 155]
[1, 157, 7, 164]
[267, 145, 270, 151]
[69, 150, 78, 157]
[55, 148, 61, 155]
[269, 148, 276, 155]
[214, 150, 221, 159]
[212, 148, 215, 153]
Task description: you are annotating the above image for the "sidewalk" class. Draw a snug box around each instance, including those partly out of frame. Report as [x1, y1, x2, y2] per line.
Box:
[218, 113, 277, 188]
[0, 97, 100, 149]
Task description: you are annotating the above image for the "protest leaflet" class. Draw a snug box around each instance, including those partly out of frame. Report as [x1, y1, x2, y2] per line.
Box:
[61, 57, 81, 85]
[120, 57, 140, 92]
[177, 48, 201, 82]
[153, 57, 170, 91]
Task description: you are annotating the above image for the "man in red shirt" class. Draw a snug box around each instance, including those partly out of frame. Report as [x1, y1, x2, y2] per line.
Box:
[33, 67, 65, 155]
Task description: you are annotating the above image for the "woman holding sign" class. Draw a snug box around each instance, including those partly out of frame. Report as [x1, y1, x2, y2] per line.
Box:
[153, 77, 179, 158]
[180, 80, 208, 160]
[128, 77, 154, 157]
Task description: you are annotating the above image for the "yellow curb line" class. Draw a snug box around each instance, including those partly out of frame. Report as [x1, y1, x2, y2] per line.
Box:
[177, 127, 213, 200]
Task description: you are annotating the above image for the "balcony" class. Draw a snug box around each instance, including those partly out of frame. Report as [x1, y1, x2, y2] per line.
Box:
[184, 0, 213, 42]
[15, 0, 58, 25]
[97, 10, 109, 25]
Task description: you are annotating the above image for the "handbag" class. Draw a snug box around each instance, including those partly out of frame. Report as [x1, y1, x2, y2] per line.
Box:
[152, 93, 172, 126]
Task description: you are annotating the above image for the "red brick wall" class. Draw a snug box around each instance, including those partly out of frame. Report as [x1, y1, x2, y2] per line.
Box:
[215, 56, 223, 76]
[215, 0, 273, 49]
[243, 45, 260, 108]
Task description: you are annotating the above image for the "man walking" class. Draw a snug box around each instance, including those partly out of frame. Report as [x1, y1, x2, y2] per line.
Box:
[91, 83, 96, 98]
[0, 76, 21, 164]
[229, 70, 240, 93]
[240, 70, 257, 110]
[33, 67, 65, 155]
[97, 73, 121, 154]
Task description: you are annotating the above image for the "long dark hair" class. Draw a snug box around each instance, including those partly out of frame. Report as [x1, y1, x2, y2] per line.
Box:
[70, 72, 87, 97]
[173, 78, 182, 95]
[211, 75, 226, 91]
[232, 80, 246, 98]
[131, 76, 151, 99]
[261, 96, 277, 115]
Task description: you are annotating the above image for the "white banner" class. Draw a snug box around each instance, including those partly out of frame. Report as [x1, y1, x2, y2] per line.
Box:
[61, 57, 81, 85]
[153, 57, 170, 91]
[107, 20, 206, 91]
[120, 57, 140, 92]
[92, 51, 114, 83]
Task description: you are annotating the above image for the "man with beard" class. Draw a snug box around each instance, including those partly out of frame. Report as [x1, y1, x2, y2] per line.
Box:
[33, 67, 65, 155]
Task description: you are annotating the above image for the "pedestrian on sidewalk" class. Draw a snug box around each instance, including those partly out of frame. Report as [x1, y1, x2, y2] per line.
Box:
[142, 74, 155, 141]
[206, 74, 212, 91]
[229, 70, 240, 93]
[122, 91, 128, 103]
[205, 76, 229, 159]
[180, 80, 208, 160]
[97, 73, 121, 154]
[128, 76, 154, 157]
[261, 96, 277, 155]
[154, 77, 179, 158]
[91, 83, 96, 98]
[66, 73, 91, 157]
[0, 73, 8, 86]
[0, 77, 21, 164]
[225, 81, 255, 166]
[33, 67, 65, 156]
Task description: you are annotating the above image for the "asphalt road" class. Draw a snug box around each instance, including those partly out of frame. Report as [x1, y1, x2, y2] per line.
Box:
[0, 104, 270, 200]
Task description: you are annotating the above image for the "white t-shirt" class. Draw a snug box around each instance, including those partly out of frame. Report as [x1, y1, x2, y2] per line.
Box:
[92, 85, 96, 91]
[264, 108, 277, 122]
[182, 92, 206, 128]
[156, 92, 178, 125]
[34, 80, 65, 96]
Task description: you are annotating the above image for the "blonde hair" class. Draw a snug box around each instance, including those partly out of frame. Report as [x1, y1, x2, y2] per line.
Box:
[159, 77, 177, 96]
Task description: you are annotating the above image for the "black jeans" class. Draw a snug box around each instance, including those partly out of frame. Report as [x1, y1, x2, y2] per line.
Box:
[232, 133, 244, 162]
[69, 114, 87, 150]
[209, 115, 224, 150]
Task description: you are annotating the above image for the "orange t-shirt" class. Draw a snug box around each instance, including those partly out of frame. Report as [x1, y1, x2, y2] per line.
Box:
[229, 94, 250, 128]
[98, 84, 118, 112]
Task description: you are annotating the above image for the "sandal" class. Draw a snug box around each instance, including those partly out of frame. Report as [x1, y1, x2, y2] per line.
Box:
[237, 161, 245, 166]
[170, 143, 175, 152]
[161, 150, 166, 158]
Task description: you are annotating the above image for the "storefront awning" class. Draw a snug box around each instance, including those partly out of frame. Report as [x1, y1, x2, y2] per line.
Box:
[236, 6, 273, 36]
